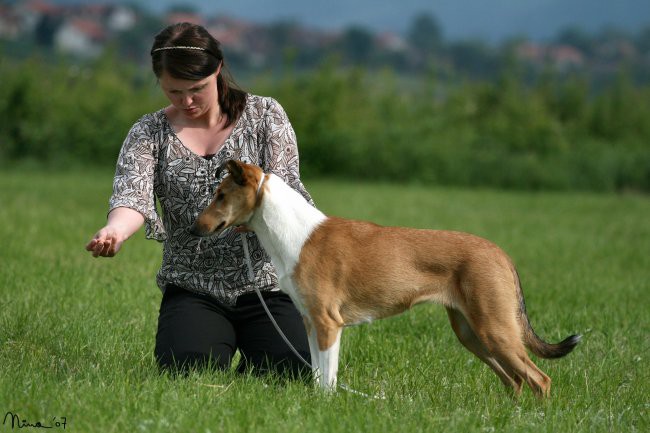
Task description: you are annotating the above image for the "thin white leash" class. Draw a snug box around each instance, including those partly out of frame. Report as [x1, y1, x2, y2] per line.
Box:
[241, 174, 384, 399]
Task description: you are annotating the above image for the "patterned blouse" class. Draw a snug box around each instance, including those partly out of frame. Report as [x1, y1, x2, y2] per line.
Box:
[109, 94, 313, 305]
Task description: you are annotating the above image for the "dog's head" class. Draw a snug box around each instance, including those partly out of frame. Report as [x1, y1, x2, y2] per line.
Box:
[190, 160, 265, 237]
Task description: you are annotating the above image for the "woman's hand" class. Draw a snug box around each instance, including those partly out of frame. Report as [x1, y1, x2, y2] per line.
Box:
[86, 226, 127, 257]
[85, 207, 145, 258]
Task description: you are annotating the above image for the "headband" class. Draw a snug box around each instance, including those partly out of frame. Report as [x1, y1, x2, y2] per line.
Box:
[152, 46, 206, 53]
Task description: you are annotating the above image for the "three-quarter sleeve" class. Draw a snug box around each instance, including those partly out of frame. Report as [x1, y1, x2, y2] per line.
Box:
[261, 98, 314, 205]
[109, 117, 167, 241]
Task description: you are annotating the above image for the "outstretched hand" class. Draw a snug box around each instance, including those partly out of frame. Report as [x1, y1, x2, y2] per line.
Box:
[85, 207, 145, 258]
[85, 226, 125, 258]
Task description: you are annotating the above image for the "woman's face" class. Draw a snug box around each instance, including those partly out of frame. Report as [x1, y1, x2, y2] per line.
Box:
[159, 68, 220, 119]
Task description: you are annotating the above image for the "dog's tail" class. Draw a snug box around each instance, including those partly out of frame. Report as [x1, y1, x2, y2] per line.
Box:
[512, 267, 582, 359]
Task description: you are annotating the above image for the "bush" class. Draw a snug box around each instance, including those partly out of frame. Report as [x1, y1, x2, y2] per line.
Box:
[0, 52, 165, 166]
[259, 64, 650, 192]
[1, 53, 649, 192]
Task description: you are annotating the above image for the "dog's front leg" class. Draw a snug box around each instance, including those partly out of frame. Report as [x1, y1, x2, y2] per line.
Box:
[302, 317, 322, 386]
[316, 327, 342, 392]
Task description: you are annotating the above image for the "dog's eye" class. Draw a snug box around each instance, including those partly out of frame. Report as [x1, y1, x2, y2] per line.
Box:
[216, 192, 225, 201]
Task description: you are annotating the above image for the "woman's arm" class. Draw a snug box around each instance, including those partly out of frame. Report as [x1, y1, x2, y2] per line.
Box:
[86, 113, 166, 258]
[85, 207, 145, 257]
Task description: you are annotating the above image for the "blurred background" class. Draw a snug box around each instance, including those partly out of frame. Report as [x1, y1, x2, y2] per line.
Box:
[1, 0, 649, 191]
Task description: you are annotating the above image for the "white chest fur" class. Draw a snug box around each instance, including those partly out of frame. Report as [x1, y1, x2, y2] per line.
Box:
[248, 174, 326, 303]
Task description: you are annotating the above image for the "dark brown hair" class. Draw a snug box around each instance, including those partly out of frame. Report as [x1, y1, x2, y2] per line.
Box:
[150, 22, 247, 127]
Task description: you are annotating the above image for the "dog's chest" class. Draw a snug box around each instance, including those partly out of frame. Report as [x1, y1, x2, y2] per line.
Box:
[278, 274, 309, 316]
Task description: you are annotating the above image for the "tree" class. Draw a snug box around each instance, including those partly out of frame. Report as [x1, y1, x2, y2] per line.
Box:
[339, 26, 375, 65]
[113, 12, 163, 62]
[448, 40, 499, 79]
[635, 25, 650, 53]
[555, 26, 593, 56]
[407, 12, 443, 64]
[34, 14, 62, 48]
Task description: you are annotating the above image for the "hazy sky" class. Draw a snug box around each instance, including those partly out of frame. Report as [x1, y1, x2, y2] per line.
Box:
[56, 0, 650, 41]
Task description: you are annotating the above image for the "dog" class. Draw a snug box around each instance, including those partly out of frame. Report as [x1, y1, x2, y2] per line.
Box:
[190, 160, 580, 396]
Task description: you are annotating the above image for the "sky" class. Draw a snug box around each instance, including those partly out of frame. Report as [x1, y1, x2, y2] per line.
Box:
[55, 0, 650, 42]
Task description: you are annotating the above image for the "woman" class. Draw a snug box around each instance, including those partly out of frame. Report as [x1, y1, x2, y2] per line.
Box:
[85, 22, 312, 377]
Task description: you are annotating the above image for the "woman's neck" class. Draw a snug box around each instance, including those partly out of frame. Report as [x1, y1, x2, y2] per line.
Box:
[166, 105, 225, 129]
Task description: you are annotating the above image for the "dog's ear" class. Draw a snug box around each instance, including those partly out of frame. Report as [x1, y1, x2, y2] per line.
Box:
[216, 161, 227, 179]
[226, 160, 246, 186]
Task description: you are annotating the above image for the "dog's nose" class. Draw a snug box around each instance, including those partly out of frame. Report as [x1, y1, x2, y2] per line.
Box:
[189, 223, 202, 237]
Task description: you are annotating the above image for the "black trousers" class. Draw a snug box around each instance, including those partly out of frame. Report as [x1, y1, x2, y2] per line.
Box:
[154, 284, 311, 378]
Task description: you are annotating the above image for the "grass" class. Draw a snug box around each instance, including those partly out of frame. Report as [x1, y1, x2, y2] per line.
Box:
[0, 169, 648, 433]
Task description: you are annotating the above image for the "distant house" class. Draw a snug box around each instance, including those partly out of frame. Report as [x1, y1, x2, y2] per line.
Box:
[516, 42, 545, 63]
[55, 17, 106, 57]
[15, 0, 61, 35]
[0, 4, 21, 38]
[206, 16, 337, 68]
[207, 16, 253, 52]
[377, 31, 409, 53]
[548, 45, 585, 70]
[516, 42, 585, 71]
[106, 5, 137, 32]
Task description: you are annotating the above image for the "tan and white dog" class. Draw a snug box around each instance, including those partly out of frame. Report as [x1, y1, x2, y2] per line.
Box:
[191, 160, 580, 397]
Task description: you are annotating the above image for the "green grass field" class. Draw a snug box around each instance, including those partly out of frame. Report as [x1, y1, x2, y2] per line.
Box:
[0, 169, 648, 433]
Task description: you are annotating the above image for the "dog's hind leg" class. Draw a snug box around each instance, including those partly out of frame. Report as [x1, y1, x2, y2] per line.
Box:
[468, 314, 552, 397]
[446, 307, 523, 395]
[489, 344, 552, 397]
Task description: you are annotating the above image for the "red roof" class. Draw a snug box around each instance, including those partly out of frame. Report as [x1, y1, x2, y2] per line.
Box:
[69, 17, 106, 41]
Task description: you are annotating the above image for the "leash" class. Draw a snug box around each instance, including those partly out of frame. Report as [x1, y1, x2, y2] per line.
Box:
[253, 286, 311, 367]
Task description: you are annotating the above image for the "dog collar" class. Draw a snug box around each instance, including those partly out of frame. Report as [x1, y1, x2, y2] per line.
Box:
[255, 173, 266, 202]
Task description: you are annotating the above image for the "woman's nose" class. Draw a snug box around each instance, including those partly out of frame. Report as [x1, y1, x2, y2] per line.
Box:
[180, 94, 193, 107]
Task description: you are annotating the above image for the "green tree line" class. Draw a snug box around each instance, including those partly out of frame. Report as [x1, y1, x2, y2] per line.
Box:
[1, 54, 649, 192]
